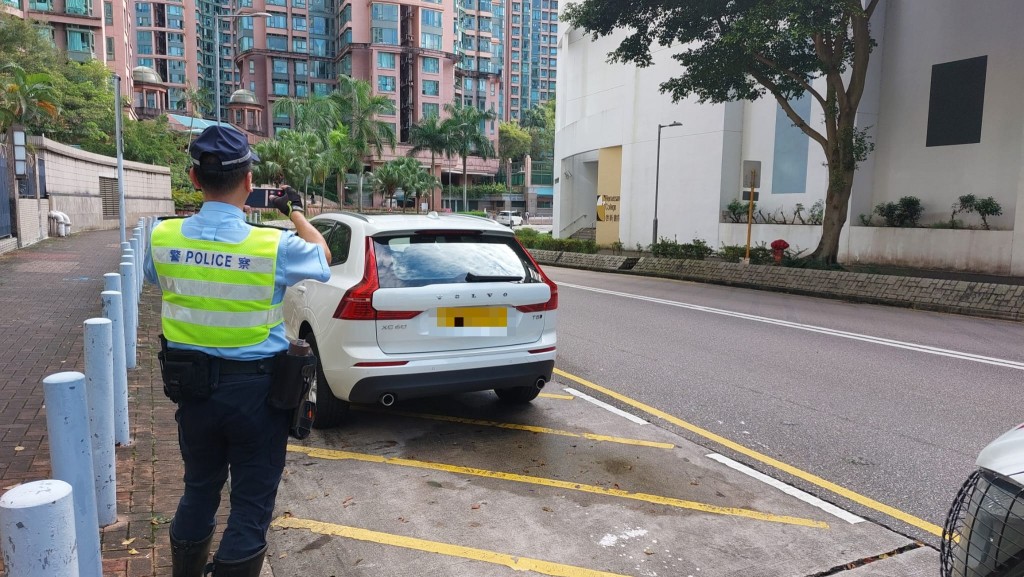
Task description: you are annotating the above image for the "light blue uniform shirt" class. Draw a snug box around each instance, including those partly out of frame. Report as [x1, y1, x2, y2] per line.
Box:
[144, 202, 330, 360]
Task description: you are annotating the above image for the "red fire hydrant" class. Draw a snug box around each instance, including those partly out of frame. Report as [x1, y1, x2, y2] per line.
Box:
[771, 239, 789, 264]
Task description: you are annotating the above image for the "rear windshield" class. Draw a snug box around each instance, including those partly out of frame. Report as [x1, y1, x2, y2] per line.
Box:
[373, 233, 537, 288]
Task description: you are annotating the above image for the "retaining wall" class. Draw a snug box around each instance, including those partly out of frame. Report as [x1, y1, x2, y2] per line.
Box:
[529, 251, 1024, 322]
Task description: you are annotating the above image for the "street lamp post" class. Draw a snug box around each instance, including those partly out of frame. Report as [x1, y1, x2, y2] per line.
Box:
[652, 121, 682, 244]
[214, 11, 270, 123]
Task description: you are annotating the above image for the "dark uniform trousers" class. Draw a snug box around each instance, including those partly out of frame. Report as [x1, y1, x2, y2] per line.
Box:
[170, 367, 290, 561]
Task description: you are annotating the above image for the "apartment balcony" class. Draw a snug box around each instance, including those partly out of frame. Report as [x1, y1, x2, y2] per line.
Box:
[133, 106, 164, 120]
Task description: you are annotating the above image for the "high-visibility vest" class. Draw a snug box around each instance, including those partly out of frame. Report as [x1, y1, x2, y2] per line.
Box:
[151, 218, 283, 348]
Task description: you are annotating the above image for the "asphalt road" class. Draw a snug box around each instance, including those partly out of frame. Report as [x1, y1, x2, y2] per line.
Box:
[544, 265, 1024, 545]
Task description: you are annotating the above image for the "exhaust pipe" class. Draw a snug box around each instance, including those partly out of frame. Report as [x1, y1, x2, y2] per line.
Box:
[379, 393, 396, 407]
[535, 378, 546, 391]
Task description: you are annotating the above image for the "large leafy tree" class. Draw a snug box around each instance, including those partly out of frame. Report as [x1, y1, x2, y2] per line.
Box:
[407, 114, 451, 211]
[371, 159, 407, 209]
[441, 103, 496, 212]
[565, 0, 880, 264]
[499, 121, 531, 164]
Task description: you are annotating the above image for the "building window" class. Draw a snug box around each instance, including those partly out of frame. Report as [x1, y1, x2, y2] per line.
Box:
[339, 54, 352, 76]
[239, 36, 254, 51]
[312, 16, 328, 34]
[422, 56, 439, 73]
[926, 56, 988, 147]
[136, 31, 152, 54]
[65, 0, 90, 16]
[273, 59, 288, 75]
[266, 0, 285, 5]
[295, 83, 308, 97]
[167, 4, 183, 29]
[422, 80, 439, 96]
[340, 4, 351, 24]
[267, 34, 287, 50]
[313, 82, 330, 95]
[294, 61, 307, 77]
[313, 37, 330, 56]
[371, 3, 398, 21]
[293, 16, 306, 31]
[421, 8, 442, 28]
[372, 27, 398, 45]
[105, 36, 114, 59]
[421, 32, 442, 50]
[293, 38, 307, 52]
[422, 102, 439, 118]
[273, 81, 289, 96]
[103, 1, 112, 24]
[377, 52, 396, 69]
[377, 75, 395, 92]
[135, 2, 150, 26]
[267, 12, 286, 28]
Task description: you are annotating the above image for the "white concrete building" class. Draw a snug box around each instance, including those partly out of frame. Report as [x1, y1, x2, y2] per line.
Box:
[554, 0, 1024, 275]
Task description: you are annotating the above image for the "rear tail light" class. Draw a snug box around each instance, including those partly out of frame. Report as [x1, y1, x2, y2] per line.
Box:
[333, 238, 422, 321]
[515, 240, 558, 313]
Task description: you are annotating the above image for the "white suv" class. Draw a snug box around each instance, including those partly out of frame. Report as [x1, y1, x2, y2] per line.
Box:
[496, 210, 523, 227]
[283, 211, 558, 428]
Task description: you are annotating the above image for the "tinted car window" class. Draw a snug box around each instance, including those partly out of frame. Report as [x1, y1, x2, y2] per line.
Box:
[374, 233, 533, 288]
[326, 224, 352, 265]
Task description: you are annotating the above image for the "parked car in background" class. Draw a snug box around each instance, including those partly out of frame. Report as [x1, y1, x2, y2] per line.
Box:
[496, 210, 523, 227]
[283, 211, 558, 428]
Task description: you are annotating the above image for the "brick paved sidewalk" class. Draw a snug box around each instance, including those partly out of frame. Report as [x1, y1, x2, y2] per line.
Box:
[0, 229, 229, 576]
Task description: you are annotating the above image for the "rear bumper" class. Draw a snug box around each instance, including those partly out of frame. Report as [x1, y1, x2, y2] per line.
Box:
[347, 359, 554, 404]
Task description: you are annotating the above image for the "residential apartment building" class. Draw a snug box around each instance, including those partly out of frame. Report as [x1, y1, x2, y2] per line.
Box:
[504, 0, 557, 122]
[454, 0, 502, 148]
[25, 0, 105, 64]
[103, 0, 134, 98]
[130, 0, 197, 112]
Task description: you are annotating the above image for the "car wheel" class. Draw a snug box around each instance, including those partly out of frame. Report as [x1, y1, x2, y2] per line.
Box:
[306, 333, 350, 428]
[494, 385, 540, 403]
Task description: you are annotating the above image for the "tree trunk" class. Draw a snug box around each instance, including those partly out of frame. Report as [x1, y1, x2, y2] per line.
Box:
[430, 152, 436, 212]
[461, 156, 468, 213]
[357, 170, 364, 212]
[810, 126, 857, 264]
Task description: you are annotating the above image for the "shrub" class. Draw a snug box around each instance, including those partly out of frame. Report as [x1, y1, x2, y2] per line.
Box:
[718, 243, 772, 265]
[517, 232, 597, 254]
[974, 197, 1002, 230]
[725, 199, 754, 223]
[172, 188, 203, 211]
[873, 196, 923, 227]
[808, 200, 825, 225]
[651, 237, 713, 260]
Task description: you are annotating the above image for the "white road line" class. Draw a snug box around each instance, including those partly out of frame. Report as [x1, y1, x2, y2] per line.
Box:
[560, 282, 1024, 371]
[564, 387, 648, 425]
[706, 453, 866, 525]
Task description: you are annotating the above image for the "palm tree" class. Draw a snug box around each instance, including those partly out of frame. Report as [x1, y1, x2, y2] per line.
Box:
[176, 83, 211, 145]
[406, 165, 439, 214]
[441, 103, 496, 213]
[371, 159, 405, 210]
[271, 93, 340, 135]
[324, 124, 357, 204]
[407, 114, 451, 212]
[1, 64, 58, 240]
[0, 64, 59, 132]
[331, 75, 396, 212]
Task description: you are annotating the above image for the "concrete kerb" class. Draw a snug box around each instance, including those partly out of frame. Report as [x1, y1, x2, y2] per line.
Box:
[529, 251, 1024, 322]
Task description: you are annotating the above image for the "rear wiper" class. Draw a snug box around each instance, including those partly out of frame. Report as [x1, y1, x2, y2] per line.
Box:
[465, 273, 522, 283]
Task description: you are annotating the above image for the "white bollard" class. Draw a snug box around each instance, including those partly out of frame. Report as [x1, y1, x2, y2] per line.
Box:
[83, 318, 117, 526]
[43, 372, 102, 577]
[120, 260, 137, 369]
[101, 289, 130, 447]
[0, 480, 79, 577]
[131, 231, 143, 295]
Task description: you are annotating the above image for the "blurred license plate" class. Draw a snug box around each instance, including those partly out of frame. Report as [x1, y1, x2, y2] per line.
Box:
[437, 307, 507, 328]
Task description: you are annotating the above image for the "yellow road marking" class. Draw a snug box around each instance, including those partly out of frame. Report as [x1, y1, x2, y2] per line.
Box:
[553, 368, 943, 537]
[353, 407, 674, 449]
[287, 444, 828, 528]
[539, 392, 575, 400]
[272, 516, 630, 577]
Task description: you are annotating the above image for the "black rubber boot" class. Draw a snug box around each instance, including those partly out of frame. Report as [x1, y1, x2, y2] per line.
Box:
[170, 529, 214, 577]
[207, 545, 268, 577]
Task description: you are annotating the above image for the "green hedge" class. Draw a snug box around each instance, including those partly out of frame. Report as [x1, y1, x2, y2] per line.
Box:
[515, 229, 597, 253]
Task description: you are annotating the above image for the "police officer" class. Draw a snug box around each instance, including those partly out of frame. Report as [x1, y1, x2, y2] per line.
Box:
[144, 125, 332, 577]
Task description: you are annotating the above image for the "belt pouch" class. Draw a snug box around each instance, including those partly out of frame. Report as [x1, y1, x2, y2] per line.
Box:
[158, 339, 212, 403]
[269, 353, 316, 411]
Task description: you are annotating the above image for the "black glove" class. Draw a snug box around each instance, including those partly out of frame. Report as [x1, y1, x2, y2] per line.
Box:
[272, 187, 303, 217]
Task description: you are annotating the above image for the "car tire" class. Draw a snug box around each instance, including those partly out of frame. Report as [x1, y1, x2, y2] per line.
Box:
[306, 333, 350, 429]
[494, 385, 540, 403]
